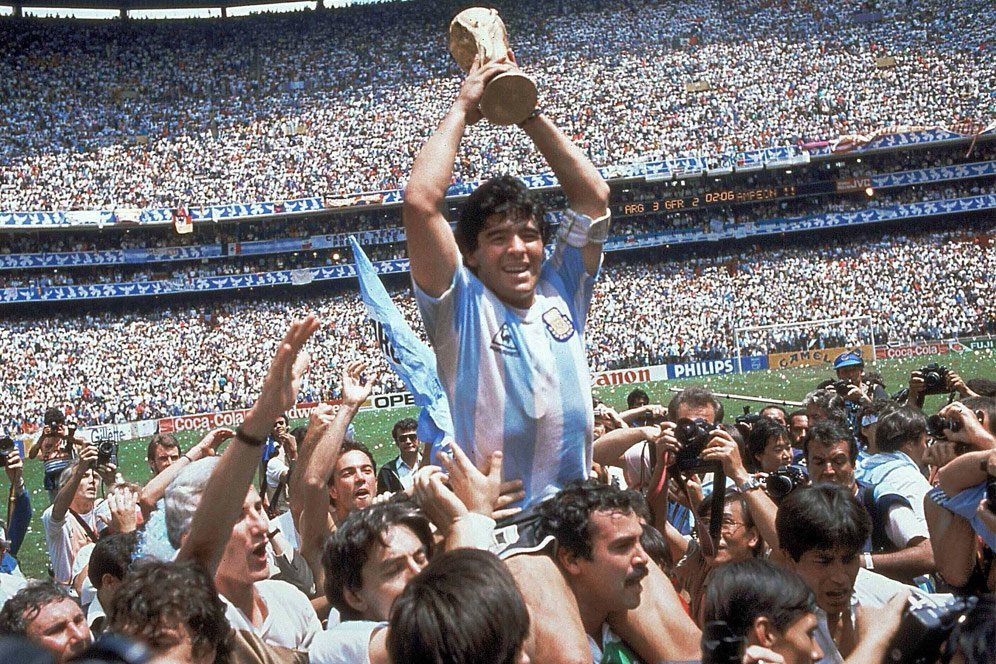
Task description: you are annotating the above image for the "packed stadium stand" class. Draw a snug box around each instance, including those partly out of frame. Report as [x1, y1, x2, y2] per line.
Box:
[0, 0, 993, 432]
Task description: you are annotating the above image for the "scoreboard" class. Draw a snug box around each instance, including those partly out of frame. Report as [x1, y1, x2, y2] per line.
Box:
[613, 181, 834, 217]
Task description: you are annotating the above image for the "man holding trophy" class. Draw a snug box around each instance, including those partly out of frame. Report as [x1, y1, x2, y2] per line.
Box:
[403, 8, 700, 663]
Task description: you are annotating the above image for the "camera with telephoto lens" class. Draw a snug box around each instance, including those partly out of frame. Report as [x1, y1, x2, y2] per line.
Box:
[0, 436, 15, 468]
[97, 441, 117, 466]
[919, 363, 950, 396]
[765, 465, 808, 501]
[701, 620, 744, 664]
[672, 417, 721, 466]
[885, 595, 977, 664]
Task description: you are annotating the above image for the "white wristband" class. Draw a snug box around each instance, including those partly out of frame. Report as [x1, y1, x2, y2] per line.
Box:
[556, 209, 612, 247]
[863, 552, 875, 570]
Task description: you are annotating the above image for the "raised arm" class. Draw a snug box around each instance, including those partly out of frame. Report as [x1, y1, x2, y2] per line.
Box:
[592, 426, 660, 467]
[518, 91, 610, 275]
[937, 448, 992, 496]
[51, 444, 97, 522]
[403, 56, 515, 297]
[177, 316, 318, 572]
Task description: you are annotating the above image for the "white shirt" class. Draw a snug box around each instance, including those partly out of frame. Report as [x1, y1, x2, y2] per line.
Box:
[221, 579, 321, 652]
[309, 620, 386, 664]
[42, 502, 103, 586]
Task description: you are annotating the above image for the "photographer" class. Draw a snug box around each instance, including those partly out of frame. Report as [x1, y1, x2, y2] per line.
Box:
[42, 444, 116, 590]
[907, 365, 981, 407]
[28, 408, 81, 504]
[262, 413, 297, 517]
[930, 400, 996, 451]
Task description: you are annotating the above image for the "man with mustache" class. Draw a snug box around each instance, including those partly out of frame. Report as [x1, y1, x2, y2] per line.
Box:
[538, 481, 651, 663]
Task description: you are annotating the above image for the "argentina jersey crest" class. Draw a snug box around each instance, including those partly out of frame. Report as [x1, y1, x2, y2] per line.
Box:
[542, 306, 575, 342]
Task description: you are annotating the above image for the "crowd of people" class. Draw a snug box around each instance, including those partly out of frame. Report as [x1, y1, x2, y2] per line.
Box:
[1, 0, 994, 212]
[1, 220, 992, 432]
[1, 325, 995, 664]
[0, 3, 994, 662]
[2, 173, 993, 290]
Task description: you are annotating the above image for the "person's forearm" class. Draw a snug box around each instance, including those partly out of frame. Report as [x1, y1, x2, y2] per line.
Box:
[937, 450, 989, 495]
[404, 107, 466, 216]
[8, 485, 31, 557]
[27, 438, 43, 459]
[592, 427, 652, 466]
[51, 462, 86, 521]
[140, 455, 195, 514]
[870, 538, 935, 580]
[521, 114, 609, 219]
[295, 403, 360, 588]
[727, 466, 780, 554]
[743, 488, 780, 554]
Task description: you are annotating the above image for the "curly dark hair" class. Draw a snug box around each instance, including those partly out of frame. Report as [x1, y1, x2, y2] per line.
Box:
[106, 560, 230, 664]
[456, 175, 548, 257]
[323, 499, 433, 621]
[537, 480, 647, 560]
[0, 582, 74, 635]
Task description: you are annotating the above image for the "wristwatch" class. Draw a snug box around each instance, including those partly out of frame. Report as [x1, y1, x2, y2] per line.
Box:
[736, 475, 763, 493]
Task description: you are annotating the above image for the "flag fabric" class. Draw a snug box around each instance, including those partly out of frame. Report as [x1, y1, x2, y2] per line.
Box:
[348, 236, 454, 453]
[172, 206, 193, 234]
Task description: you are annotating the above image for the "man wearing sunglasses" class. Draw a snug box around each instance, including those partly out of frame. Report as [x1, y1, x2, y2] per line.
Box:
[377, 418, 421, 495]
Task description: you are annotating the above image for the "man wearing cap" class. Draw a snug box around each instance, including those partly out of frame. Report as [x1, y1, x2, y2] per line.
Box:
[832, 352, 887, 442]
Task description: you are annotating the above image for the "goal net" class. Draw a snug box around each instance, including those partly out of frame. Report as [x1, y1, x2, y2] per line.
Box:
[732, 315, 877, 373]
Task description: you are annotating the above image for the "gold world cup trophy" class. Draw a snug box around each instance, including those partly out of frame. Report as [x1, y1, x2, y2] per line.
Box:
[448, 7, 538, 126]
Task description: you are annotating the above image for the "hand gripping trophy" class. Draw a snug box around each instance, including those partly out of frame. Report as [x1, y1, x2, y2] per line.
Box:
[448, 7, 538, 126]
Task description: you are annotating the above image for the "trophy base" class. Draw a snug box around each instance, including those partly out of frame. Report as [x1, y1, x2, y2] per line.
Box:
[480, 71, 538, 126]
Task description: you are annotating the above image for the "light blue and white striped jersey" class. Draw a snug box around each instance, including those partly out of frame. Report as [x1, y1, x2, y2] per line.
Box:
[415, 233, 597, 509]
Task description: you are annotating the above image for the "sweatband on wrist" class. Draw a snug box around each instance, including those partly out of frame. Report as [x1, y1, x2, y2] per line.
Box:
[556, 209, 612, 247]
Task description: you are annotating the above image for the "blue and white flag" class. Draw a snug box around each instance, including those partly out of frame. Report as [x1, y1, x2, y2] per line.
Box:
[349, 236, 453, 453]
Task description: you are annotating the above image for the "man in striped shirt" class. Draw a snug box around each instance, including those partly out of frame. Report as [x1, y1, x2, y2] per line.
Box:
[404, 54, 700, 664]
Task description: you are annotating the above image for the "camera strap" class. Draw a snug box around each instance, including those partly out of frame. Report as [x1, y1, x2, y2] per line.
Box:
[677, 459, 726, 558]
[69, 509, 99, 545]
